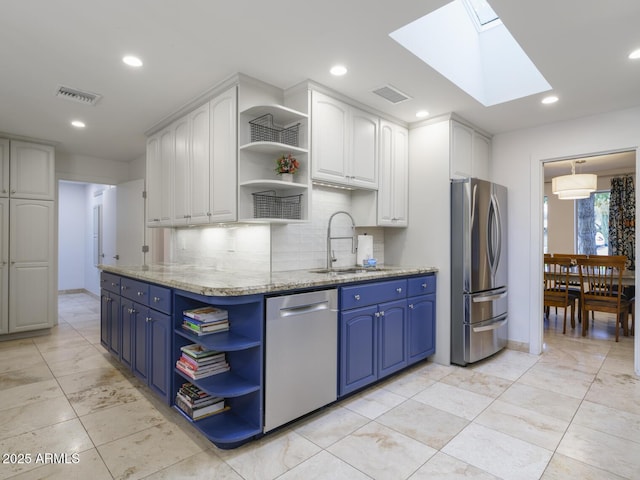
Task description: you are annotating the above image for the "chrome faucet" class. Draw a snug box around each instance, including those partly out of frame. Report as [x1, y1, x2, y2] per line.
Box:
[326, 211, 356, 269]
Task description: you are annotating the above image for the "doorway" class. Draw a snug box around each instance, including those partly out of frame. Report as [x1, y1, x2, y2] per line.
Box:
[541, 151, 637, 366]
[58, 179, 145, 296]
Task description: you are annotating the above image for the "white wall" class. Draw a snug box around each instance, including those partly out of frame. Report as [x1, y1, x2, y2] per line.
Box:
[385, 119, 451, 365]
[58, 182, 87, 290]
[492, 106, 640, 373]
[56, 153, 131, 185]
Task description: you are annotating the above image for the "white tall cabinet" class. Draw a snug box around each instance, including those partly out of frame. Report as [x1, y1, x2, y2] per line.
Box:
[0, 139, 56, 335]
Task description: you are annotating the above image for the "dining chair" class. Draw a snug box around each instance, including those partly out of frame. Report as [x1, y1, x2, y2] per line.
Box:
[577, 255, 631, 342]
[543, 257, 579, 334]
[550, 253, 589, 322]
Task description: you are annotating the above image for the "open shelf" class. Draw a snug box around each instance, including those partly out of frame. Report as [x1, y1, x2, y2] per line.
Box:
[173, 406, 262, 448]
[175, 369, 260, 398]
[175, 328, 260, 351]
[239, 141, 308, 155]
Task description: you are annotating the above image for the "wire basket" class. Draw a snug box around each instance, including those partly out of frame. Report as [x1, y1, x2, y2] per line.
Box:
[249, 114, 300, 147]
[252, 190, 302, 220]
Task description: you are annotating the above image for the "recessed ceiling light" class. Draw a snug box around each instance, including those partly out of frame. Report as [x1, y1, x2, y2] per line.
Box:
[629, 48, 640, 60]
[330, 65, 347, 76]
[541, 95, 559, 105]
[416, 110, 429, 118]
[123, 55, 143, 67]
[71, 120, 86, 128]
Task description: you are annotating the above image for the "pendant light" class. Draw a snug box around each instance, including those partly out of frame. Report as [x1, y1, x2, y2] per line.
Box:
[551, 160, 597, 200]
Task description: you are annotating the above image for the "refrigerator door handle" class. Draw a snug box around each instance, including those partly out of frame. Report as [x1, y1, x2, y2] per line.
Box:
[472, 316, 508, 333]
[487, 193, 502, 279]
[471, 289, 508, 303]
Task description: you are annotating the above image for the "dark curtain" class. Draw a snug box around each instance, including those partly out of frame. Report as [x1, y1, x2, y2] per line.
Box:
[609, 175, 635, 270]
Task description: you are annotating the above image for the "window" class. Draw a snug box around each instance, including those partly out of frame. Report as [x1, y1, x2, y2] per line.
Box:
[576, 191, 610, 255]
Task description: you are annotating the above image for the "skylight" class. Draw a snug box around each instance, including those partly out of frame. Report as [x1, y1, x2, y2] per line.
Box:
[389, 0, 551, 106]
[464, 0, 500, 28]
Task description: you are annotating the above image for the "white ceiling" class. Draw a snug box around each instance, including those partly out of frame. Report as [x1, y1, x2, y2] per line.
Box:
[1, 0, 640, 163]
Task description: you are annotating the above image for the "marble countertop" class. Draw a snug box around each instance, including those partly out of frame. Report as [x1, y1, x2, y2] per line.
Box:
[100, 264, 438, 297]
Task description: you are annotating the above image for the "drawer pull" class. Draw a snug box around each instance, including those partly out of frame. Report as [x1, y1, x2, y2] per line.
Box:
[121, 285, 127, 291]
[153, 296, 161, 303]
[128, 308, 136, 314]
[354, 294, 361, 301]
[137, 291, 144, 297]
[422, 283, 427, 288]
[396, 287, 402, 294]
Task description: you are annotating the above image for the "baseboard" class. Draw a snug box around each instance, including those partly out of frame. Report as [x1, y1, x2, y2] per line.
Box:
[58, 288, 99, 299]
[506, 340, 530, 353]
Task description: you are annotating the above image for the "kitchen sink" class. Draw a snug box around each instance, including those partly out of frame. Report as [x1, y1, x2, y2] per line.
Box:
[309, 267, 385, 275]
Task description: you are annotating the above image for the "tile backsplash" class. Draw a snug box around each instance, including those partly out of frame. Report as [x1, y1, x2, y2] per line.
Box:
[164, 186, 384, 273]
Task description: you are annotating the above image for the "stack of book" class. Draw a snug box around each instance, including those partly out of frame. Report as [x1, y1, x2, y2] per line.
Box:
[176, 344, 230, 379]
[175, 382, 227, 420]
[182, 306, 229, 336]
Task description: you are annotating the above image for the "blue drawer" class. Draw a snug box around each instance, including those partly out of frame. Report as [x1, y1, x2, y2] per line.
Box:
[101, 272, 121, 294]
[149, 285, 172, 314]
[341, 279, 407, 310]
[407, 275, 436, 297]
[120, 277, 149, 303]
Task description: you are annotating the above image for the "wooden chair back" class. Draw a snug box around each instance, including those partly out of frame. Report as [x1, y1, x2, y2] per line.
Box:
[577, 255, 630, 341]
[544, 257, 578, 333]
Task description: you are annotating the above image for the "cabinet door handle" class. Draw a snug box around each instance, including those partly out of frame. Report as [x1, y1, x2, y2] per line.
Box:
[11, 189, 16, 194]
[409, 304, 414, 309]
[396, 287, 402, 293]
[146, 316, 153, 322]
[375, 312, 380, 318]
[354, 294, 361, 301]
[380, 311, 385, 317]
[128, 308, 136, 314]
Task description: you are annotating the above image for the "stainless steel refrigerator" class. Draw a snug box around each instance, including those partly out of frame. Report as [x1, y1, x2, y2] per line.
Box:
[451, 178, 508, 366]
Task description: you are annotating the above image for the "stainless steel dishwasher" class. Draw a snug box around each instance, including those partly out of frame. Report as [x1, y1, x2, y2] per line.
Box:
[264, 289, 338, 432]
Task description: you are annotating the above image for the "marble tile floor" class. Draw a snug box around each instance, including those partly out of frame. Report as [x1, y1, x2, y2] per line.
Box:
[0, 293, 638, 479]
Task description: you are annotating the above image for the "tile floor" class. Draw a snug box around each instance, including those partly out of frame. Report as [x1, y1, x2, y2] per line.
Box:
[0, 293, 638, 480]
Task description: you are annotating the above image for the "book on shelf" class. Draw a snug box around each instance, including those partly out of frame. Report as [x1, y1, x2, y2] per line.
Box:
[181, 321, 229, 336]
[182, 316, 228, 327]
[175, 394, 227, 420]
[178, 352, 226, 370]
[179, 382, 213, 402]
[180, 344, 224, 360]
[183, 306, 228, 322]
[176, 391, 222, 408]
[176, 360, 230, 379]
[182, 317, 229, 332]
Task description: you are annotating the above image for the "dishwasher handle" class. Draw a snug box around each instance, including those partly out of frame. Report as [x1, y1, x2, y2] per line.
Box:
[279, 300, 332, 317]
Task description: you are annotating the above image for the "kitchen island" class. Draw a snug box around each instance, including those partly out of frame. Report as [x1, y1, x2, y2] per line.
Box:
[99, 264, 437, 448]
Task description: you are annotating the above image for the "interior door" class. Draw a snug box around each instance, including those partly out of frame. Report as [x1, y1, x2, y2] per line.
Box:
[116, 179, 145, 265]
[101, 187, 117, 265]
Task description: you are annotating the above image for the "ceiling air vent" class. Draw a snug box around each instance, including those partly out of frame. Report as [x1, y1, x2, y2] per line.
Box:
[55, 85, 102, 106]
[372, 85, 412, 104]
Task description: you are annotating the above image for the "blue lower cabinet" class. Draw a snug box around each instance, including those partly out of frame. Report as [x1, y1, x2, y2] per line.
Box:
[148, 308, 171, 401]
[378, 299, 408, 378]
[100, 289, 121, 358]
[120, 299, 136, 369]
[339, 299, 408, 397]
[340, 305, 378, 395]
[408, 294, 436, 363]
[131, 305, 171, 403]
[339, 275, 436, 397]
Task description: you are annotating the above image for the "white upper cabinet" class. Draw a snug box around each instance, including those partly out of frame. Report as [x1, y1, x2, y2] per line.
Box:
[311, 91, 378, 190]
[449, 119, 491, 180]
[189, 101, 211, 224]
[0, 139, 8, 197]
[377, 121, 408, 226]
[9, 141, 55, 200]
[209, 86, 237, 223]
[145, 135, 161, 225]
[146, 86, 238, 227]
